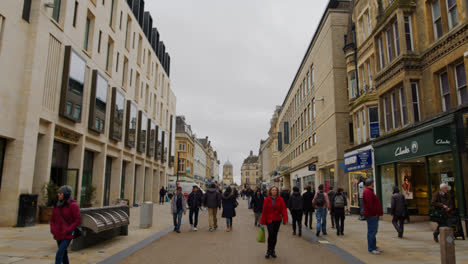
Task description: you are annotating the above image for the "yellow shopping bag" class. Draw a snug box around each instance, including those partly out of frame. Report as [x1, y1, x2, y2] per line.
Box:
[256, 226, 265, 243]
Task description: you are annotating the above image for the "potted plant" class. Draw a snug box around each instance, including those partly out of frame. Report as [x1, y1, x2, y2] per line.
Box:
[39, 181, 58, 223]
[82, 184, 96, 208]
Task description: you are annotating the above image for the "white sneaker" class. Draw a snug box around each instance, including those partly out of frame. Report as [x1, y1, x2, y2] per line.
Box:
[190, 224, 193, 229]
[193, 227, 197, 231]
[370, 250, 380, 255]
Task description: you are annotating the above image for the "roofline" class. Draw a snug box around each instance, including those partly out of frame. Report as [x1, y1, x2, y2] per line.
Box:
[279, 0, 351, 113]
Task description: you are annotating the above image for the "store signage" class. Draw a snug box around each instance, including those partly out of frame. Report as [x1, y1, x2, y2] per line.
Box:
[55, 126, 80, 143]
[308, 164, 316, 171]
[344, 150, 372, 173]
[394, 141, 419, 157]
[433, 126, 451, 145]
[370, 122, 380, 139]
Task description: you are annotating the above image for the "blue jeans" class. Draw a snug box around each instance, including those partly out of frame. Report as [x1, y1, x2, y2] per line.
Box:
[226, 217, 233, 226]
[55, 240, 71, 264]
[316, 208, 327, 233]
[173, 210, 183, 231]
[366, 217, 379, 252]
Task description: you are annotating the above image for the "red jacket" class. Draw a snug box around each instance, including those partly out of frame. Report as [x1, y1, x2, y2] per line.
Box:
[363, 187, 383, 218]
[260, 196, 288, 225]
[50, 199, 81, 241]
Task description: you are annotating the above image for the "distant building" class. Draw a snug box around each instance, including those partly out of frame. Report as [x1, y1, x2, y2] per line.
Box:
[241, 151, 260, 188]
[222, 160, 234, 187]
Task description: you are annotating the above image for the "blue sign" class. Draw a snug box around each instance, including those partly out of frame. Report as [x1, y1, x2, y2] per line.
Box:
[370, 122, 380, 139]
[344, 150, 373, 173]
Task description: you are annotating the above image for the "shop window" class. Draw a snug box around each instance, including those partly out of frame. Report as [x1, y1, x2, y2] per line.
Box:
[404, 16, 414, 51]
[411, 82, 421, 122]
[109, 87, 125, 141]
[148, 120, 156, 157]
[381, 164, 396, 213]
[0, 138, 5, 190]
[137, 111, 147, 153]
[432, 0, 443, 40]
[88, 70, 108, 133]
[455, 63, 468, 105]
[125, 101, 137, 148]
[439, 72, 451, 111]
[399, 87, 408, 126]
[428, 153, 456, 207]
[59, 47, 86, 122]
[397, 159, 428, 214]
[446, 0, 459, 29]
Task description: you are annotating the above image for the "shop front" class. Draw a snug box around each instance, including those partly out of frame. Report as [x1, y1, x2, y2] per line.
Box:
[291, 164, 317, 191]
[374, 115, 464, 219]
[344, 144, 374, 213]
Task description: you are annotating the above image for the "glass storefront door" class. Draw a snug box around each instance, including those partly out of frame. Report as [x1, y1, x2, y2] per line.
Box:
[348, 169, 372, 207]
[428, 153, 457, 208]
[81, 150, 94, 207]
[397, 158, 428, 215]
[323, 167, 335, 192]
[381, 164, 395, 214]
[103, 157, 112, 206]
[51, 141, 78, 197]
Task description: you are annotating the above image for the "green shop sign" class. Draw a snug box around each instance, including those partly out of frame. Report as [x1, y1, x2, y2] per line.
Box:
[375, 127, 453, 165]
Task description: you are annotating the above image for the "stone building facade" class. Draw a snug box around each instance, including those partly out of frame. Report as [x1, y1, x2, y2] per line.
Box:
[275, 1, 351, 192]
[175, 116, 194, 182]
[222, 161, 234, 187]
[0, 0, 176, 225]
[241, 151, 260, 188]
[258, 106, 281, 188]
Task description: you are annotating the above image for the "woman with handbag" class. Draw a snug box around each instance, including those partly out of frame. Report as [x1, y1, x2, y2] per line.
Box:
[222, 187, 237, 232]
[260, 186, 288, 259]
[50, 185, 81, 264]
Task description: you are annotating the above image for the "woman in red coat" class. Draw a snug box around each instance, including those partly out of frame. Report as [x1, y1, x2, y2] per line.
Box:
[260, 186, 288, 259]
[50, 186, 81, 264]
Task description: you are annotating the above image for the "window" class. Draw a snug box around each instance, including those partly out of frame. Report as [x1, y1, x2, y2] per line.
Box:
[432, 0, 443, 40]
[137, 112, 148, 153]
[399, 87, 408, 125]
[106, 37, 114, 73]
[411, 82, 421, 122]
[313, 133, 317, 145]
[72, 1, 78, 27]
[393, 22, 400, 57]
[367, 61, 373, 88]
[59, 47, 86, 122]
[311, 65, 315, 85]
[368, 106, 379, 139]
[125, 16, 131, 50]
[179, 142, 186, 151]
[132, 32, 135, 49]
[178, 159, 185, 172]
[122, 57, 128, 88]
[52, 0, 61, 22]
[455, 63, 468, 105]
[386, 28, 393, 62]
[384, 96, 391, 131]
[440, 72, 451, 111]
[404, 16, 414, 51]
[356, 113, 361, 144]
[84, 17, 91, 51]
[109, 88, 124, 141]
[97, 30, 102, 53]
[135, 72, 140, 100]
[361, 19, 366, 41]
[0, 15, 5, 54]
[378, 36, 385, 69]
[119, 11, 123, 30]
[137, 35, 143, 65]
[312, 99, 316, 119]
[446, 0, 459, 29]
[89, 71, 108, 133]
[361, 67, 367, 91]
[307, 104, 311, 124]
[0, 138, 6, 190]
[367, 12, 371, 34]
[109, 0, 116, 28]
[349, 122, 354, 144]
[391, 92, 399, 129]
[125, 102, 137, 148]
[116, 52, 119, 72]
[350, 71, 358, 98]
[22, 0, 32, 22]
[362, 109, 367, 141]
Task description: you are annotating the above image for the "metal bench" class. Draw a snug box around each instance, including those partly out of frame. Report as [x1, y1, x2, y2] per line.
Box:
[71, 205, 130, 251]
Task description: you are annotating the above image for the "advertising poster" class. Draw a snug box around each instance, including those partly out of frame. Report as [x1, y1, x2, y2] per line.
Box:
[400, 166, 413, 199]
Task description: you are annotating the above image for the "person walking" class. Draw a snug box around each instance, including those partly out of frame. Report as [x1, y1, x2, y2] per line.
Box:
[363, 179, 383, 254]
[280, 187, 291, 211]
[313, 184, 330, 236]
[391, 187, 407, 238]
[288, 187, 303, 237]
[331, 187, 347, 236]
[159, 186, 167, 205]
[358, 177, 366, 220]
[328, 187, 336, 229]
[50, 185, 81, 264]
[203, 183, 222, 232]
[431, 183, 454, 242]
[302, 186, 315, 229]
[171, 187, 187, 233]
[260, 186, 288, 259]
[251, 189, 264, 226]
[246, 187, 254, 208]
[187, 186, 203, 231]
[222, 187, 237, 232]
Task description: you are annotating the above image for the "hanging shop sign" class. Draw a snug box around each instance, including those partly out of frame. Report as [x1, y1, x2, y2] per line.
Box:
[433, 126, 451, 145]
[344, 150, 372, 173]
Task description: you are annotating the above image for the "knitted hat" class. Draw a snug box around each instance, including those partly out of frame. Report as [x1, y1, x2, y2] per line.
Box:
[58, 185, 73, 200]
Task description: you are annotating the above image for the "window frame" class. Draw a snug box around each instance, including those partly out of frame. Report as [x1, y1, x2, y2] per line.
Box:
[404, 16, 414, 51]
[439, 71, 451, 111]
[432, 0, 443, 40]
[399, 87, 408, 126]
[393, 21, 400, 57]
[446, 0, 459, 29]
[455, 62, 468, 105]
[378, 36, 385, 69]
[410, 82, 421, 122]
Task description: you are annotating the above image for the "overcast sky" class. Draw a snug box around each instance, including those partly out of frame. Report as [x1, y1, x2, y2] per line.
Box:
[146, 0, 329, 184]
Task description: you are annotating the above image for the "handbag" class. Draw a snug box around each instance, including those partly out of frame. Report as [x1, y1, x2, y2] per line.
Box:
[256, 226, 265, 243]
[429, 208, 444, 222]
[58, 207, 82, 238]
[234, 200, 239, 208]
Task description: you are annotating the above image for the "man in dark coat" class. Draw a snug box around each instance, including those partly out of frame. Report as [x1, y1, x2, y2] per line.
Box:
[328, 187, 336, 229]
[431, 183, 454, 242]
[188, 186, 203, 231]
[302, 186, 315, 229]
[251, 189, 264, 226]
[391, 187, 407, 238]
[288, 187, 304, 236]
[280, 187, 291, 209]
[159, 187, 167, 204]
[203, 183, 222, 231]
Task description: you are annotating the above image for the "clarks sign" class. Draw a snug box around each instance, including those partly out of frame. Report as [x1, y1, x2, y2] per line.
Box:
[435, 139, 450, 145]
[395, 141, 418, 157]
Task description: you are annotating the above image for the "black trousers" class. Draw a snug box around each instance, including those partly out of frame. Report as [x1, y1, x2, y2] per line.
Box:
[330, 211, 336, 227]
[434, 218, 447, 237]
[392, 215, 405, 235]
[291, 210, 303, 233]
[334, 214, 345, 233]
[189, 208, 199, 227]
[159, 195, 165, 204]
[267, 221, 282, 253]
[304, 209, 313, 228]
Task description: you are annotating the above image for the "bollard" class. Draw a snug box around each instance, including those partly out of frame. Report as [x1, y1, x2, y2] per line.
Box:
[440, 227, 456, 264]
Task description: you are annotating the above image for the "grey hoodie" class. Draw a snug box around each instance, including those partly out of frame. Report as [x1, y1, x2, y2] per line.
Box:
[203, 188, 222, 209]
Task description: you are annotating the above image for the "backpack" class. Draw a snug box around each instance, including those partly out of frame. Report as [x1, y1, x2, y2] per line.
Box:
[315, 192, 325, 207]
[334, 195, 345, 208]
